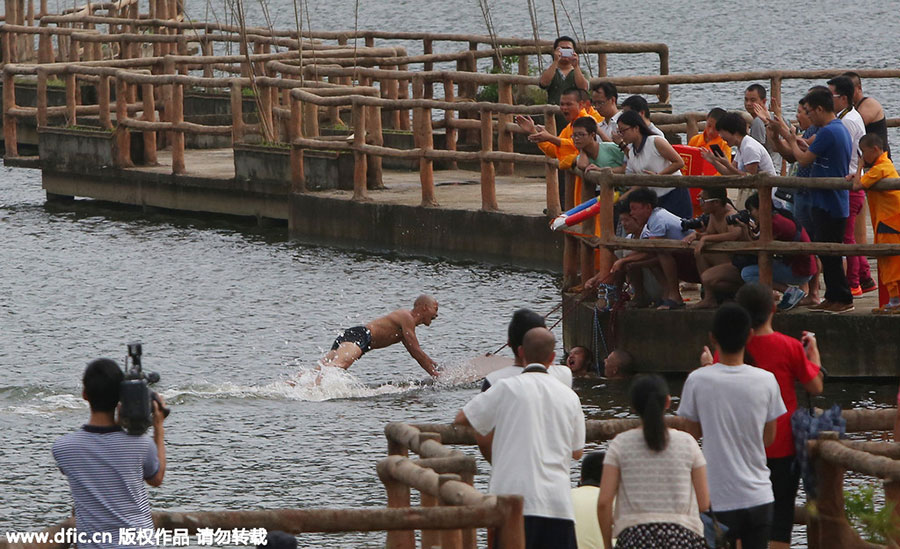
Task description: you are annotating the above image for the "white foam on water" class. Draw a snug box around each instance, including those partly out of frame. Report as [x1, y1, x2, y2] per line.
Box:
[2, 359, 486, 413]
[4, 393, 86, 416]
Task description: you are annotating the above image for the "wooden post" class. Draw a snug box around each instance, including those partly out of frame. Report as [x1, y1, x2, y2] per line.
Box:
[480, 109, 498, 211]
[807, 434, 868, 549]
[544, 112, 561, 216]
[98, 74, 111, 130]
[115, 76, 131, 167]
[351, 100, 368, 201]
[1, 31, 11, 65]
[37, 31, 50, 63]
[366, 102, 384, 190]
[758, 179, 774, 287]
[580, 172, 597, 285]
[494, 495, 525, 549]
[420, 490, 440, 549]
[497, 82, 514, 175]
[290, 97, 305, 193]
[658, 48, 670, 103]
[231, 79, 243, 143]
[65, 72, 77, 126]
[437, 474, 463, 549]
[171, 82, 184, 174]
[3, 71, 18, 158]
[562, 171, 578, 289]
[36, 69, 48, 127]
[443, 77, 458, 170]
[597, 52, 608, 77]
[142, 83, 157, 165]
[423, 39, 433, 99]
[398, 65, 410, 130]
[770, 74, 782, 120]
[459, 471, 477, 549]
[386, 71, 400, 130]
[303, 98, 319, 138]
[413, 76, 437, 207]
[202, 40, 213, 78]
[517, 54, 529, 98]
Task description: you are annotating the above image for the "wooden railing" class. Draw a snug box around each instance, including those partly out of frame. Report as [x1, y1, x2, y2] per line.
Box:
[0, 421, 526, 549]
[413, 408, 900, 549]
[566, 171, 900, 289]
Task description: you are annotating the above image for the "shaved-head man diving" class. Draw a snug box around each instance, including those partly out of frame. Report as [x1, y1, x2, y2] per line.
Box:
[322, 295, 441, 377]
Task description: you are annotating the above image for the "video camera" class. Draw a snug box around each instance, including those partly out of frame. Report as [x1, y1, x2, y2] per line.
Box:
[119, 342, 170, 435]
[681, 213, 709, 231]
[726, 210, 752, 226]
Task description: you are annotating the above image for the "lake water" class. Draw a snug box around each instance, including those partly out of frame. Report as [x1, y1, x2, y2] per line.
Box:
[3, 1, 900, 546]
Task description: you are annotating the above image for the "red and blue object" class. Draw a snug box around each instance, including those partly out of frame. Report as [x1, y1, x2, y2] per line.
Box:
[550, 198, 601, 230]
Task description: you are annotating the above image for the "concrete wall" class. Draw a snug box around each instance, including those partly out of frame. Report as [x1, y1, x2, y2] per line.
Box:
[233, 144, 354, 191]
[38, 127, 118, 171]
[289, 193, 563, 271]
[563, 299, 900, 377]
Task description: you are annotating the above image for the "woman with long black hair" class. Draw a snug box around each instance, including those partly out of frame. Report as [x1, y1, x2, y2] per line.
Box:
[597, 375, 709, 548]
[615, 110, 692, 219]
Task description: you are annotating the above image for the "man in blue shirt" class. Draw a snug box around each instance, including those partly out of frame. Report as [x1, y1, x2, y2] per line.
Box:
[776, 86, 853, 313]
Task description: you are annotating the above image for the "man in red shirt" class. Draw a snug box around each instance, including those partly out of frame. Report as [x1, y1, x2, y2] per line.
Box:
[735, 283, 824, 549]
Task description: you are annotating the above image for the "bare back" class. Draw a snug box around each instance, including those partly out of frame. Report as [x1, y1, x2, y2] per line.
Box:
[366, 309, 415, 350]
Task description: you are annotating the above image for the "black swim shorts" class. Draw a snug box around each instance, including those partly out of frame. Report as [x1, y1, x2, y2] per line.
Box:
[331, 326, 373, 354]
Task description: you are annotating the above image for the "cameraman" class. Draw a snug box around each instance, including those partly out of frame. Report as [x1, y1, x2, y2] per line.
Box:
[682, 187, 744, 309]
[53, 358, 167, 547]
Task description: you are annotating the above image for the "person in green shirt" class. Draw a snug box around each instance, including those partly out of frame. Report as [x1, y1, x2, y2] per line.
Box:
[573, 117, 626, 176]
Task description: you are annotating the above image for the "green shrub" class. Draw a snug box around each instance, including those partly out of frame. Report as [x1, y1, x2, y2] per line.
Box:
[844, 485, 899, 544]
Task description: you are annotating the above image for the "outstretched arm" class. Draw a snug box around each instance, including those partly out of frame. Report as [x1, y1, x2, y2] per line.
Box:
[400, 317, 439, 376]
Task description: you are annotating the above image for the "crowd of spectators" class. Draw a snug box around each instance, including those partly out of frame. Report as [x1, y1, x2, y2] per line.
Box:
[519, 36, 900, 315]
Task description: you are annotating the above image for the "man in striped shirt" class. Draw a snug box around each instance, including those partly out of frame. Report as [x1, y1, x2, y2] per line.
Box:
[53, 358, 167, 548]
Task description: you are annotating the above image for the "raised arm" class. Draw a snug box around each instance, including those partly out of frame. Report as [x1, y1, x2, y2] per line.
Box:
[400, 316, 439, 377]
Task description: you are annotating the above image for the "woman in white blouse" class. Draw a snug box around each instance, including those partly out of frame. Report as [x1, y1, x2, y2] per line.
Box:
[615, 110, 692, 219]
[597, 375, 710, 549]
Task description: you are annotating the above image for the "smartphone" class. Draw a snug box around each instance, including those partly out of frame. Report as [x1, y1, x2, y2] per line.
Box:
[709, 144, 725, 157]
[559, 48, 575, 58]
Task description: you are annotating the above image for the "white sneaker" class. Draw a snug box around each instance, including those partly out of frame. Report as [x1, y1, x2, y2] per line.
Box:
[778, 287, 806, 311]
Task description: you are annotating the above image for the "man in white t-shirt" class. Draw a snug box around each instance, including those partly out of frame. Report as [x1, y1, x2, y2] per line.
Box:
[456, 327, 585, 549]
[591, 81, 621, 143]
[703, 112, 776, 176]
[828, 76, 865, 174]
[677, 303, 787, 549]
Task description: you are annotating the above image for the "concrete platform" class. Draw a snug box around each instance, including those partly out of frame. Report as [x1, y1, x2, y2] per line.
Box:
[562, 287, 899, 378]
[32, 146, 563, 270]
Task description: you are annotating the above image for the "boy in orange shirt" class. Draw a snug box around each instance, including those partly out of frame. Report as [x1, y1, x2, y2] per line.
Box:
[688, 107, 732, 163]
[849, 133, 900, 313]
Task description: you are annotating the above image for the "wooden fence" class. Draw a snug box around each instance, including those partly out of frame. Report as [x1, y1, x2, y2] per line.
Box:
[570, 171, 900, 289]
[2, 414, 896, 549]
[413, 408, 900, 549]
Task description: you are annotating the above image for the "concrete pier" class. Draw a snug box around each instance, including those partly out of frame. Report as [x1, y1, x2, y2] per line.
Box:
[562, 293, 899, 378]
[17, 145, 562, 271]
